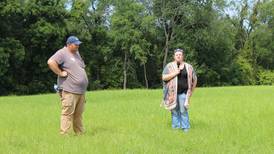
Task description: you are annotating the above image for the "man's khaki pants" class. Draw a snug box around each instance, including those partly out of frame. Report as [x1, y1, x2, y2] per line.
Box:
[60, 91, 85, 135]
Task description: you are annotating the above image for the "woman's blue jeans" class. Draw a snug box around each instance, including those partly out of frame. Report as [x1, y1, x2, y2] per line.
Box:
[171, 93, 190, 129]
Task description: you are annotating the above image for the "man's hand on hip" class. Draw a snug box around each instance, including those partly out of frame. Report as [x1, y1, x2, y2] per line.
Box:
[59, 71, 68, 77]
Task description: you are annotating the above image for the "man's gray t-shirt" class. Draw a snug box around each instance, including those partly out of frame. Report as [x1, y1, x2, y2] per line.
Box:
[50, 47, 88, 94]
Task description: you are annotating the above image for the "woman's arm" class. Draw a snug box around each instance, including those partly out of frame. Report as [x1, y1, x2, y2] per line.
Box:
[162, 69, 180, 81]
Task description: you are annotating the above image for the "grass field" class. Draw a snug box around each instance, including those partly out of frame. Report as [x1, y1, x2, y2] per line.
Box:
[0, 86, 273, 154]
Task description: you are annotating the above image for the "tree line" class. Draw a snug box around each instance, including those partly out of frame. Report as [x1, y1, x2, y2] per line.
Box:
[0, 0, 273, 95]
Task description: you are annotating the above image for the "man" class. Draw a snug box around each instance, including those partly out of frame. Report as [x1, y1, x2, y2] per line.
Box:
[162, 48, 197, 132]
[47, 36, 88, 135]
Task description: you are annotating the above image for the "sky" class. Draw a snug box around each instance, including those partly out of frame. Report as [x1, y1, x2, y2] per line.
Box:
[224, 0, 256, 17]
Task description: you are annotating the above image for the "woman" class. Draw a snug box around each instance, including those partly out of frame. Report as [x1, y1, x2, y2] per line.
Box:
[162, 48, 197, 132]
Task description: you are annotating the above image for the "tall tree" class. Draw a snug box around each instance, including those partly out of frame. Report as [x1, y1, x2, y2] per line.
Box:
[110, 0, 153, 89]
[153, 0, 194, 68]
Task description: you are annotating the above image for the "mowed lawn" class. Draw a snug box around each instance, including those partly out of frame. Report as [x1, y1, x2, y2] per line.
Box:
[0, 86, 273, 154]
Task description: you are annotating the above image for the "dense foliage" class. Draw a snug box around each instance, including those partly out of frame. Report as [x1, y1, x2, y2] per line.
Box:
[0, 0, 273, 95]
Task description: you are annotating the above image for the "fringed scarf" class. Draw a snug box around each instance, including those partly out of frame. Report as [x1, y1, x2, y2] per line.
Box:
[162, 62, 196, 110]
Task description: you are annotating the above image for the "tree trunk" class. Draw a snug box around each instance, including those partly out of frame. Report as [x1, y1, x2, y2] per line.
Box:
[162, 20, 174, 68]
[251, 38, 258, 82]
[143, 64, 148, 88]
[123, 51, 128, 90]
[163, 38, 169, 68]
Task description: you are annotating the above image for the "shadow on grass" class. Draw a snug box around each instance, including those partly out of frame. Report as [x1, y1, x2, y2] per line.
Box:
[190, 118, 208, 130]
[164, 118, 208, 131]
[86, 126, 113, 136]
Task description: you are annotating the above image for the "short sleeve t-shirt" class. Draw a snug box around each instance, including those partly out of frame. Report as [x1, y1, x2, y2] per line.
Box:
[49, 47, 88, 94]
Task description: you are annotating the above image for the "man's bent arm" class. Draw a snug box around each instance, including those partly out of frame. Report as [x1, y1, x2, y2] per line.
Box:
[47, 59, 67, 77]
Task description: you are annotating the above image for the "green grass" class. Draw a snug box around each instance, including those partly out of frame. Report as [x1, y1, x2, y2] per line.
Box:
[0, 86, 274, 154]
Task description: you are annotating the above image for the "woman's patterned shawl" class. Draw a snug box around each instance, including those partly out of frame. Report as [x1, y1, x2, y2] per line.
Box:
[162, 61, 197, 110]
